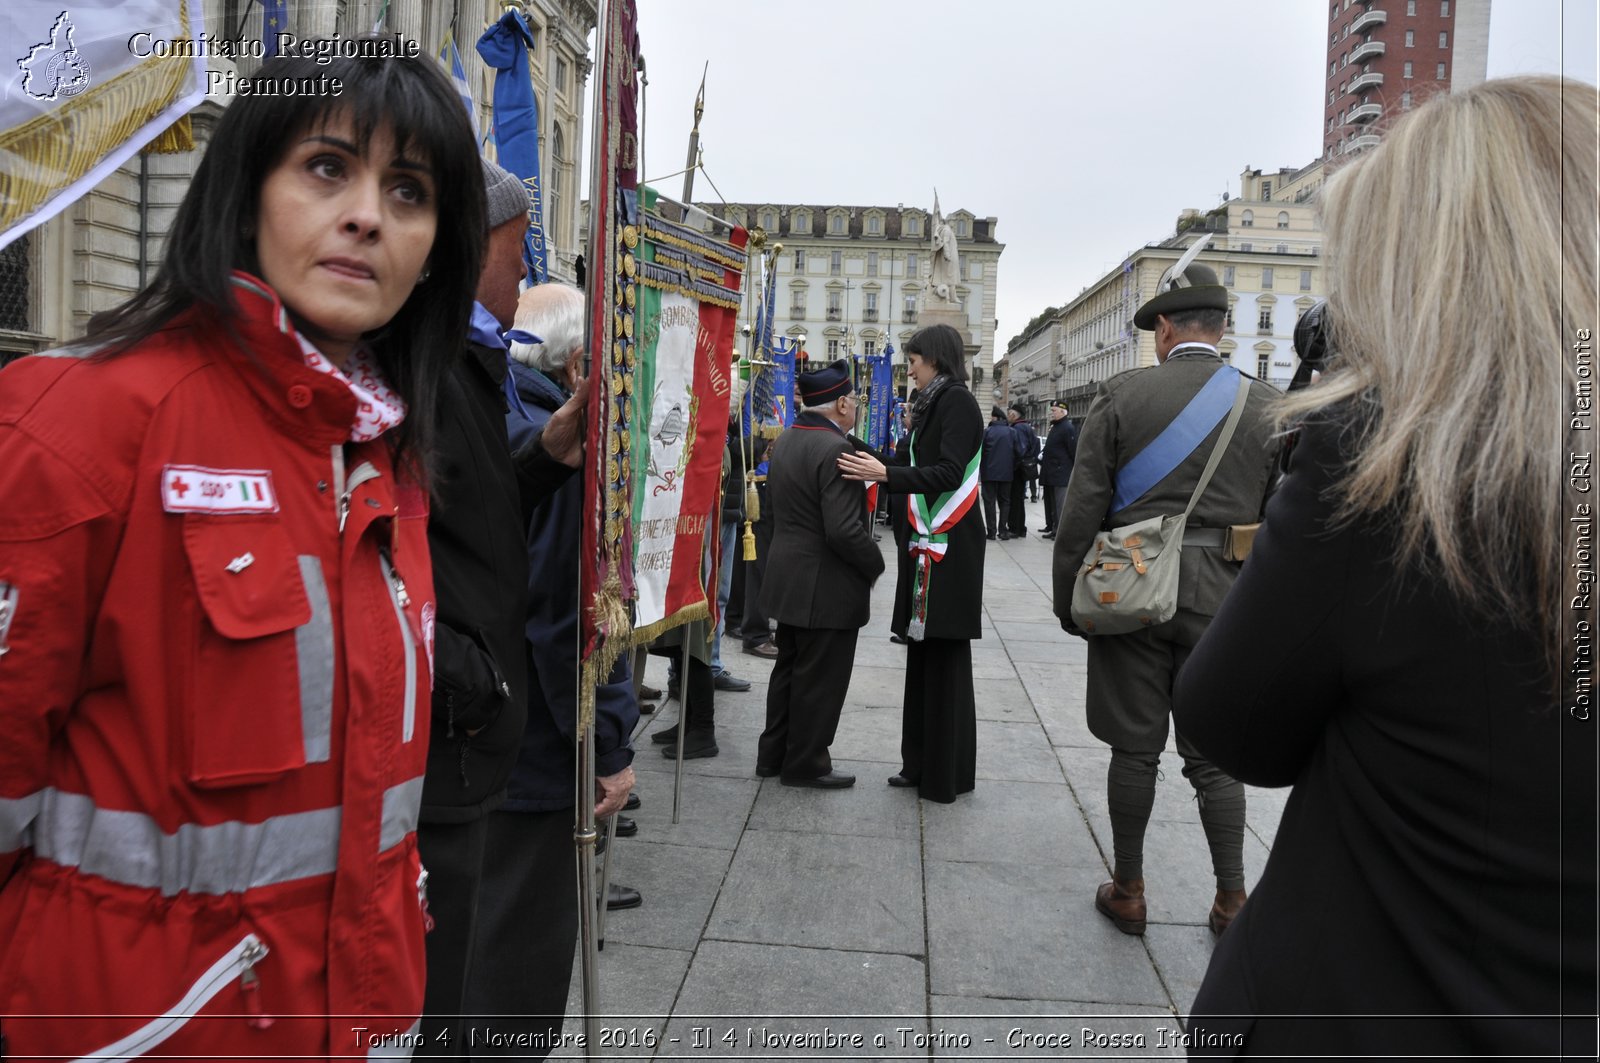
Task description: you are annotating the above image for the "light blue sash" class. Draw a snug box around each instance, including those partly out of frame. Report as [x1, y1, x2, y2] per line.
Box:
[1110, 366, 1242, 515]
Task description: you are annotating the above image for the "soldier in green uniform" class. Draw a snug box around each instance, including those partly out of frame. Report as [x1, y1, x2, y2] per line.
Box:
[1051, 259, 1278, 938]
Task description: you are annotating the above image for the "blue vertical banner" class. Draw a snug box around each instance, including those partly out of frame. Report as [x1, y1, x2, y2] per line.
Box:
[262, 0, 288, 56]
[477, 10, 548, 285]
[865, 349, 892, 452]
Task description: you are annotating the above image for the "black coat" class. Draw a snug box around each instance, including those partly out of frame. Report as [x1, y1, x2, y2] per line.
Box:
[1174, 416, 1581, 1058]
[1040, 417, 1078, 487]
[760, 412, 884, 629]
[884, 384, 985, 641]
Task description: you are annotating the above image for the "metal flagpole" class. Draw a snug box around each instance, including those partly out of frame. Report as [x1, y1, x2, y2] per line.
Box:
[574, 0, 614, 1050]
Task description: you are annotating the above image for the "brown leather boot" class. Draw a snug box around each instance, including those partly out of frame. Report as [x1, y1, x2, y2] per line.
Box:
[1094, 876, 1147, 936]
[1209, 888, 1247, 937]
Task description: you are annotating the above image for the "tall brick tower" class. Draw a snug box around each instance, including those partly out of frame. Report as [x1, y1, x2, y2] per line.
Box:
[1322, 0, 1492, 159]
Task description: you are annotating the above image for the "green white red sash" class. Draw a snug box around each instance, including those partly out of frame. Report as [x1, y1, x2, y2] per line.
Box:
[905, 442, 981, 641]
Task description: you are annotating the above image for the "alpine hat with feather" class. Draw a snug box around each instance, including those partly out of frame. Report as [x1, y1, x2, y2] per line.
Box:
[1133, 233, 1229, 331]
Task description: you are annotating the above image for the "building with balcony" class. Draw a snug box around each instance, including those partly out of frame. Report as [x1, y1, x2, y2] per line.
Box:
[696, 201, 1004, 393]
[1322, 0, 1492, 160]
[1002, 162, 1330, 427]
[2, 0, 596, 364]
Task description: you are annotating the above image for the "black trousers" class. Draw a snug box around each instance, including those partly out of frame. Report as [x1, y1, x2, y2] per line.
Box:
[737, 507, 773, 646]
[1008, 478, 1027, 536]
[1043, 484, 1065, 532]
[980, 480, 1010, 538]
[418, 815, 491, 1055]
[759, 624, 859, 779]
[901, 637, 976, 803]
[463, 808, 578, 1059]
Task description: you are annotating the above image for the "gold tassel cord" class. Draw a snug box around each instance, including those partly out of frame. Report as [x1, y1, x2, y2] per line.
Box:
[742, 521, 756, 561]
[141, 115, 195, 155]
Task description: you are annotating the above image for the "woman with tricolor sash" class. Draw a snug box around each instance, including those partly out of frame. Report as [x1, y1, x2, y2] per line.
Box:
[839, 324, 984, 803]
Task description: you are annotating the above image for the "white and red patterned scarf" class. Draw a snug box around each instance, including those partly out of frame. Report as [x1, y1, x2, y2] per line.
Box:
[294, 334, 407, 442]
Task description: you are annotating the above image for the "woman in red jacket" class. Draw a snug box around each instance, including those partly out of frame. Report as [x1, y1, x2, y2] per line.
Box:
[0, 45, 483, 1058]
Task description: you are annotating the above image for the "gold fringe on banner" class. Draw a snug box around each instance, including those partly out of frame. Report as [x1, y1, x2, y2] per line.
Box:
[0, 16, 194, 230]
[141, 115, 195, 155]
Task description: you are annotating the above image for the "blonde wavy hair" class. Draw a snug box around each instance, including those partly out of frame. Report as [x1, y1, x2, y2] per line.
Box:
[1280, 76, 1598, 690]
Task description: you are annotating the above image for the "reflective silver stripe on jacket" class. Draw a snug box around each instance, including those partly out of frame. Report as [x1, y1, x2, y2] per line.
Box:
[295, 555, 335, 763]
[5, 777, 424, 896]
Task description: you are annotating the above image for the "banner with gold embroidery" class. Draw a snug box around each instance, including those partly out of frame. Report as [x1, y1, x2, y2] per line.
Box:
[628, 185, 746, 640]
[1, 0, 207, 249]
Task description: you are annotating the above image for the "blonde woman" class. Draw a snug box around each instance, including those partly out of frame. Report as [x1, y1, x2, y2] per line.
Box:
[1175, 76, 1597, 1057]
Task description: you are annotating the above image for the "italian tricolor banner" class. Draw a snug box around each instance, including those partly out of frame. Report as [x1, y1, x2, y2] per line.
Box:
[905, 446, 981, 641]
[629, 186, 746, 640]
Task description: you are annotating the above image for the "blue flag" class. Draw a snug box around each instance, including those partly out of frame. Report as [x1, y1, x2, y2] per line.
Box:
[262, 0, 288, 56]
[435, 32, 480, 140]
[865, 349, 892, 452]
[477, 11, 548, 285]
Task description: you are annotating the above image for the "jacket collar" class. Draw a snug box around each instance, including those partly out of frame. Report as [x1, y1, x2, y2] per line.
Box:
[794, 409, 846, 435]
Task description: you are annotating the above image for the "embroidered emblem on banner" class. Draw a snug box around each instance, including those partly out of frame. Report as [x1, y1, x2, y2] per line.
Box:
[162, 465, 279, 514]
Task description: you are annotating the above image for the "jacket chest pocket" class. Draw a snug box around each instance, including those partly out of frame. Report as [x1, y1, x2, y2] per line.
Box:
[182, 517, 331, 787]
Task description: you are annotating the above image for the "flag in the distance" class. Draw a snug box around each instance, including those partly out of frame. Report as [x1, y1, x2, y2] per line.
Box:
[476, 10, 547, 285]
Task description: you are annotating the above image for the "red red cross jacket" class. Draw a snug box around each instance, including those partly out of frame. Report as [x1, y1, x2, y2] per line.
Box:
[0, 278, 436, 1059]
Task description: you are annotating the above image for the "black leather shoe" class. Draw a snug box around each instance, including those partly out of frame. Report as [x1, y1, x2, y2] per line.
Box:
[713, 671, 751, 692]
[660, 736, 719, 759]
[638, 699, 657, 715]
[613, 815, 637, 838]
[605, 884, 642, 911]
[650, 727, 680, 744]
[887, 773, 918, 788]
[781, 771, 855, 789]
[623, 792, 641, 811]
[755, 763, 780, 778]
[889, 633, 909, 645]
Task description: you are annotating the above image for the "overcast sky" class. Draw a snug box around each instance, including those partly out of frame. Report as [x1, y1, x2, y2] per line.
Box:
[619, 1, 1597, 355]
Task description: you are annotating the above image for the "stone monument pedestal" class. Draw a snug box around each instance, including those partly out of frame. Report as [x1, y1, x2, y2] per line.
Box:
[914, 302, 980, 374]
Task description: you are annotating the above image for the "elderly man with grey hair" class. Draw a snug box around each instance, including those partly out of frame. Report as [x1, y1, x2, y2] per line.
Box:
[461, 282, 642, 1055]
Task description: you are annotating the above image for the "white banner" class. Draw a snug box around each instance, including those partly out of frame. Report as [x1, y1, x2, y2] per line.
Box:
[1, 0, 208, 250]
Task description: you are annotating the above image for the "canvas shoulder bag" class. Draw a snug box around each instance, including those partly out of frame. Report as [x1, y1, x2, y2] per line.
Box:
[1070, 370, 1251, 635]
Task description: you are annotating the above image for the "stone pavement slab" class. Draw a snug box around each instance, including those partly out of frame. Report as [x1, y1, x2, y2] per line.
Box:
[928, 997, 1185, 1059]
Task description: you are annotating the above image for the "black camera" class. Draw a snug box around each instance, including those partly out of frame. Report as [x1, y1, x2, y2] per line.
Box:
[1289, 299, 1333, 392]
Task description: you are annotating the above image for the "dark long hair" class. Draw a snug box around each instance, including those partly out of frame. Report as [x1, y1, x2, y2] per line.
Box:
[83, 43, 487, 481]
[904, 323, 969, 383]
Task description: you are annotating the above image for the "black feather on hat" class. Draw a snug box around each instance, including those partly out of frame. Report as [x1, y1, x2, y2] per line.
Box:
[1134, 234, 1229, 331]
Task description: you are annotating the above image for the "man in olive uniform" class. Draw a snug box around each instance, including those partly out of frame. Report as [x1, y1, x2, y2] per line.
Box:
[1050, 258, 1278, 939]
[757, 361, 886, 788]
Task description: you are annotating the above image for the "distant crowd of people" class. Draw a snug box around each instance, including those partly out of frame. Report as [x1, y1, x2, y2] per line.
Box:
[0, 42, 1591, 1062]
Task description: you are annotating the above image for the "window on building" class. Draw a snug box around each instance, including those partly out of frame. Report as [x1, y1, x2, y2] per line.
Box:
[1437, 62, 1446, 78]
[1300, 268, 1313, 291]
[1439, 31, 1448, 47]
[1258, 352, 1271, 378]
[1223, 265, 1236, 286]
[1402, 90, 1413, 109]
[958, 292, 967, 313]
[830, 214, 845, 235]
[830, 250, 841, 276]
[793, 211, 809, 232]
[1405, 29, 1414, 46]
[827, 291, 842, 318]
[1262, 181, 1273, 199]
[827, 339, 840, 358]
[864, 339, 876, 357]
[1241, 209, 1254, 227]
[1277, 211, 1290, 229]
[1329, 60, 1336, 77]
[904, 215, 920, 236]
[1441, 0, 1450, 15]
[905, 252, 918, 279]
[1225, 304, 1236, 329]
[794, 249, 805, 270]
[1258, 307, 1273, 332]
[555, 56, 568, 96]
[1239, 243, 1253, 252]
[1404, 60, 1413, 78]
[864, 291, 878, 320]
[867, 215, 881, 235]
[866, 251, 878, 277]
[548, 126, 565, 246]
[0, 234, 31, 336]
[954, 218, 967, 237]
[761, 211, 775, 230]
[1262, 267, 1275, 289]
[1407, 0, 1416, 13]
[903, 292, 917, 320]
[791, 292, 806, 318]
[1328, 89, 1335, 104]
[1330, 3, 1337, 20]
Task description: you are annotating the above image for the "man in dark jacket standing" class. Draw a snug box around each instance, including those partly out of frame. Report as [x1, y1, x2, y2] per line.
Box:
[980, 407, 1019, 540]
[418, 160, 586, 1051]
[1040, 401, 1078, 539]
[462, 281, 640, 1053]
[1007, 408, 1038, 538]
[757, 361, 886, 788]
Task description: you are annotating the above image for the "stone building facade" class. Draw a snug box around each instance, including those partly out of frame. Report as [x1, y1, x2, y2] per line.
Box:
[1, 0, 593, 363]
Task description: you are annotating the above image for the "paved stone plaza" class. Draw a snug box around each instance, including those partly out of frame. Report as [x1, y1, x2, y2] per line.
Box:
[565, 496, 1287, 1059]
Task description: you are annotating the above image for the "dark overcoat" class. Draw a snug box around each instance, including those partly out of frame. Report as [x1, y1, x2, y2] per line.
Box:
[1174, 416, 1578, 1058]
[760, 412, 885, 629]
[884, 384, 985, 641]
[1040, 417, 1078, 487]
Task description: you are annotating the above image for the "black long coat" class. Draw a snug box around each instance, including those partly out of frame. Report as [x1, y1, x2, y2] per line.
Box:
[1174, 417, 1581, 1058]
[884, 384, 985, 641]
[760, 412, 885, 629]
[1039, 417, 1078, 487]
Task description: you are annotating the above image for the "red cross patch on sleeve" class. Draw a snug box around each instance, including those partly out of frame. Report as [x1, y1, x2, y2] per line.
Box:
[161, 465, 280, 514]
